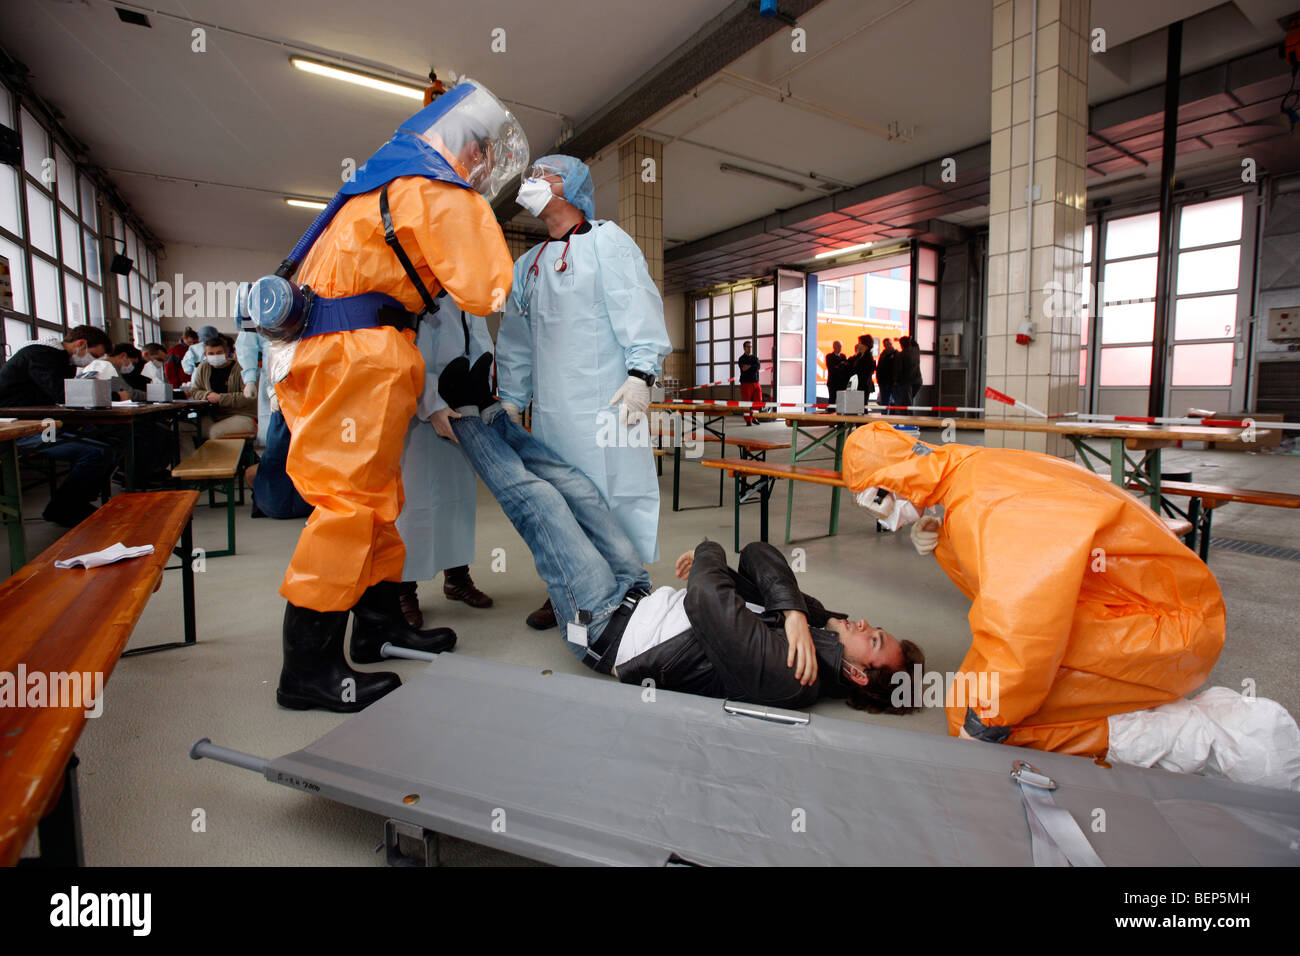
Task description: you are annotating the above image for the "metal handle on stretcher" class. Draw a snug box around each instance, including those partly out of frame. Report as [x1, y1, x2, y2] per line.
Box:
[190, 737, 271, 774]
[380, 643, 440, 662]
[723, 701, 810, 726]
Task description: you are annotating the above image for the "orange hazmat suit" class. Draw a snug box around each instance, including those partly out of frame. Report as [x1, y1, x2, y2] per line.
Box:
[277, 176, 512, 612]
[843, 422, 1226, 757]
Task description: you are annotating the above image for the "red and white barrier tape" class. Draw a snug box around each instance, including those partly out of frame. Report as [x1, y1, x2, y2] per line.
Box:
[1069, 413, 1300, 431]
[983, 386, 1047, 419]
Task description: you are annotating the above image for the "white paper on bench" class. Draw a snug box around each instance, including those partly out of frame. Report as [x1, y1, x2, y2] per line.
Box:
[55, 542, 155, 569]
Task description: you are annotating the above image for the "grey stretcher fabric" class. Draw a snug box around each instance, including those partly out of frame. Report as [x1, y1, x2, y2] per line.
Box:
[264, 656, 1300, 866]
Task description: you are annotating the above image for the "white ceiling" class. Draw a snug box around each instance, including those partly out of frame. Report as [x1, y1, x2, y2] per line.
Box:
[3, 0, 1296, 264]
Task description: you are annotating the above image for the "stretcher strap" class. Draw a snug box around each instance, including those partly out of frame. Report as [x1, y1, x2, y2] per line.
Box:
[1015, 775, 1105, 867]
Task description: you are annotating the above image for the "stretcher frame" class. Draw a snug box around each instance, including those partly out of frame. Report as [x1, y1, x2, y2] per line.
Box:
[192, 653, 1300, 867]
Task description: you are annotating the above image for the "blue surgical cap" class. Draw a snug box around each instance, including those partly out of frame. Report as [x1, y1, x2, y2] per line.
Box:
[198, 324, 219, 340]
[533, 154, 595, 221]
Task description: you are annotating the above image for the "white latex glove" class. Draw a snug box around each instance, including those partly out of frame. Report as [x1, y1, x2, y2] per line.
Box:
[243, 381, 258, 399]
[609, 375, 650, 426]
[910, 515, 941, 556]
[267, 383, 280, 414]
[501, 402, 523, 426]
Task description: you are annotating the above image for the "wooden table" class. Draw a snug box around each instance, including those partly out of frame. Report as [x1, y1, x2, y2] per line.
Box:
[754, 410, 1272, 543]
[650, 403, 755, 510]
[2, 402, 199, 488]
[0, 490, 199, 865]
[0, 420, 59, 570]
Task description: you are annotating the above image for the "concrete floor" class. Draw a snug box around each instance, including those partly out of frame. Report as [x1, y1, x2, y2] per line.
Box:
[8, 421, 1299, 865]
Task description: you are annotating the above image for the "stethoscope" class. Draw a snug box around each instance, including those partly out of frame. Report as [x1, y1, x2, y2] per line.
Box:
[527, 219, 585, 279]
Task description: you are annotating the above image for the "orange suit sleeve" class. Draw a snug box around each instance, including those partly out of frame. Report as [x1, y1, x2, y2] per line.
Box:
[408, 179, 514, 316]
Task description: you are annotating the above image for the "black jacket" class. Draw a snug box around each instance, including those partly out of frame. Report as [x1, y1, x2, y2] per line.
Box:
[826, 350, 850, 389]
[876, 348, 898, 389]
[850, 350, 875, 390]
[0, 344, 74, 407]
[899, 344, 922, 387]
[616, 541, 849, 709]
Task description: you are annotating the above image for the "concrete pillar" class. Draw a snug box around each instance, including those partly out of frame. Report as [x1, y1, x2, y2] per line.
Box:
[618, 136, 664, 293]
[986, 0, 1089, 457]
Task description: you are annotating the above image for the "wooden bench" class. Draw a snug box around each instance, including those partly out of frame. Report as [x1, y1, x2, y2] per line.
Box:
[664, 433, 791, 511]
[0, 490, 199, 865]
[707, 458, 1198, 553]
[172, 437, 249, 557]
[1148, 480, 1300, 561]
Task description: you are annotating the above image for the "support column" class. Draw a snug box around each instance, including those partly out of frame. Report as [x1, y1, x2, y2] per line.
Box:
[618, 136, 664, 293]
[986, 0, 1089, 457]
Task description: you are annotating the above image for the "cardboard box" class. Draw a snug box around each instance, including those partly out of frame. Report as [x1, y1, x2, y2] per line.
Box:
[836, 390, 865, 414]
[146, 382, 174, 403]
[64, 377, 112, 409]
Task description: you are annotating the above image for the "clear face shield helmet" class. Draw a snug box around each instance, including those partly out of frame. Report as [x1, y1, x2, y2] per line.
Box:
[407, 79, 529, 203]
[854, 486, 922, 532]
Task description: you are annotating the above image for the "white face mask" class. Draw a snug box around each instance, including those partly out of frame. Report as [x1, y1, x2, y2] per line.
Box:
[71, 347, 94, 368]
[121, 362, 135, 375]
[206, 354, 228, 368]
[151, 359, 164, 369]
[515, 177, 555, 217]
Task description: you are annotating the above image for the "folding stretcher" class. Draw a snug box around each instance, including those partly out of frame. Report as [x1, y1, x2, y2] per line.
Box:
[192, 654, 1300, 866]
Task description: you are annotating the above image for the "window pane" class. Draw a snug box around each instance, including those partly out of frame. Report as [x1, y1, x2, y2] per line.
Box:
[1176, 246, 1239, 296]
[1098, 345, 1152, 387]
[116, 271, 128, 303]
[733, 288, 753, 313]
[733, 313, 752, 337]
[87, 285, 103, 327]
[756, 285, 774, 310]
[756, 310, 774, 335]
[779, 332, 803, 358]
[1100, 301, 1154, 344]
[1174, 294, 1236, 340]
[915, 317, 936, 351]
[59, 211, 81, 272]
[1172, 343, 1233, 387]
[920, 353, 935, 385]
[694, 297, 709, 320]
[83, 228, 100, 279]
[80, 177, 97, 227]
[5, 318, 34, 357]
[0, 163, 20, 235]
[1101, 256, 1156, 303]
[0, 237, 28, 312]
[715, 339, 733, 364]
[1080, 266, 1090, 308]
[1179, 196, 1242, 249]
[712, 317, 729, 340]
[31, 255, 61, 325]
[712, 363, 729, 382]
[1104, 212, 1158, 260]
[0, 83, 11, 127]
[20, 108, 48, 182]
[918, 247, 939, 282]
[1083, 223, 1093, 262]
[1079, 349, 1088, 387]
[26, 183, 55, 255]
[695, 319, 709, 342]
[695, 343, 709, 365]
[1081, 305, 1089, 346]
[917, 283, 936, 317]
[63, 273, 84, 326]
[129, 271, 141, 309]
[711, 294, 729, 317]
[694, 364, 707, 385]
[780, 359, 803, 386]
[55, 147, 76, 212]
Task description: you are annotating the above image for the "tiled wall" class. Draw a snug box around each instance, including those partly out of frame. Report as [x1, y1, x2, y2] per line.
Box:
[618, 136, 664, 293]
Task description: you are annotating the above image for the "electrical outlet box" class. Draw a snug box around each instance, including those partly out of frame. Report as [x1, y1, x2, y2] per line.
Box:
[1267, 307, 1300, 340]
[939, 333, 961, 356]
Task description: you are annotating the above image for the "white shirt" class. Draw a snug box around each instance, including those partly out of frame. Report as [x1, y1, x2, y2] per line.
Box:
[142, 360, 166, 385]
[614, 586, 765, 668]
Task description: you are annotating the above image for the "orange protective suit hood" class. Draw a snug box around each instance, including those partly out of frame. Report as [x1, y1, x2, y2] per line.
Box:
[843, 422, 1226, 758]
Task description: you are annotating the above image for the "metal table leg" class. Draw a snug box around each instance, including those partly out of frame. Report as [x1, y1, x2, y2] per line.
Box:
[123, 519, 198, 656]
[1, 439, 26, 570]
[829, 425, 846, 536]
[125, 417, 137, 490]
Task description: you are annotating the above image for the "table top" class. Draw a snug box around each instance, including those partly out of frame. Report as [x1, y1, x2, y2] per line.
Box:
[755, 411, 1269, 444]
[652, 402, 752, 416]
[0, 420, 56, 442]
[0, 402, 194, 420]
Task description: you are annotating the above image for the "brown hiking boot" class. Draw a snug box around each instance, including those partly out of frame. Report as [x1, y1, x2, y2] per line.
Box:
[397, 582, 424, 628]
[442, 571, 494, 609]
[525, 597, 556, 630]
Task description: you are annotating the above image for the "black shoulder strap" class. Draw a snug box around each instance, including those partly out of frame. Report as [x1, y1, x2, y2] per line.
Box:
[380, 183, 440, 316]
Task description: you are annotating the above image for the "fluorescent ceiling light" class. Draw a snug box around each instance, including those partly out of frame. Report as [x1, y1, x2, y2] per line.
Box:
[290, 57, 424, 101]
[814, 241, 873, 259]
[286, 198, 328, 210]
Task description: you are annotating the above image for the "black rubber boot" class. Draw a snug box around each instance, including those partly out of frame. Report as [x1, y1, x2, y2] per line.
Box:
[350, 581, 457, 664]
[277, 602, 401, 712]
[437, 353, 497, 411]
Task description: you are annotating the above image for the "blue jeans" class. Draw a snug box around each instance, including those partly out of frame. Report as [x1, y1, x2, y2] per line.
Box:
[450, 404, 650, 661]
[16, 432, 115, 513]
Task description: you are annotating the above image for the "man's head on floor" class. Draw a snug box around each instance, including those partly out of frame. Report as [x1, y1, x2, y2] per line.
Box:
[827, 615, 925, 715]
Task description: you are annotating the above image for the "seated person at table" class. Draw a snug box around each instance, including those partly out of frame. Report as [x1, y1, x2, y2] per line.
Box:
[189, 335, 256, 439]
[140, 342, 169, 386]
[436, 356, 924, 710]
[108, 343, 152, 396]
[0, 325, 117, 526]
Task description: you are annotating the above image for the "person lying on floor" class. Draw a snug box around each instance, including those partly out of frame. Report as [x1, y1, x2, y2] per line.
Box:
[436, 356, 924, 709]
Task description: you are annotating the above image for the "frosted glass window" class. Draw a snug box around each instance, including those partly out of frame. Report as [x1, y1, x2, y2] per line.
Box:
[129, 272, 141, 309]
[0, 164, 20, 235]
[733, 313, 752, 337]
[715, 340, 732, 363]
[1175, 294, 1236, 340]
[695, 364, 707, 385]
[756, 335, 774, 358]
[915, 318, 936, 351]
[756, 310, 774, 335]
[26, 183, 55, 255]
[917, 283, 936, 317]
[780, 360, 803, 386]
[1179, 196, 1241, 249]
[918, 247, 938, 282]
[711, 294, 730, 317]
[87, 286, 103, 327]
[694, 298, 709, 320]
[1101, 257, 1156, 304]
[0, 237, 28, 313]
[20, 109, 48, 182]
[756, 285, 774, 310]
[1080, 267, 1090, 308]
[695, 320, 709, 341]
[920, 354, 935, 385]
[83, 228, 100, 279]
[1100, 301, 1153, 344]
[1079, 349, 1087, 386]
[1104, 212, 1158, 260]
[55, 148, 76, 211]
[1176, 247, 1239, 296]
[712, 364, 729, 382]
[116, 272, 128, 303]
[733, 289, 753, 313]
[80, 178, 96, 227]
[5, 318, 34, 357]
[64, 273, 84, 326]
[780, 332, 804, 358]
[695, 343, 709, 365]
[0, 83, 10, 126]
[59, 211, 80, 272]
[1171, 343, 1233, 386]
[1083, 224, 1093, 262]
[31, 256, 61, 325]
[1098, 346, 1152, 387]
[712, 318, 729, 340]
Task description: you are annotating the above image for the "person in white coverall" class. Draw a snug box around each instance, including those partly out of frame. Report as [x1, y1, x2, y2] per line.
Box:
[496, 154, 671, 630]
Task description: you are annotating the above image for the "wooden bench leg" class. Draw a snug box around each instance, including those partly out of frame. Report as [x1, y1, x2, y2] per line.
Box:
[760, 476, 772, 544]
[226, 477, 237, 555]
